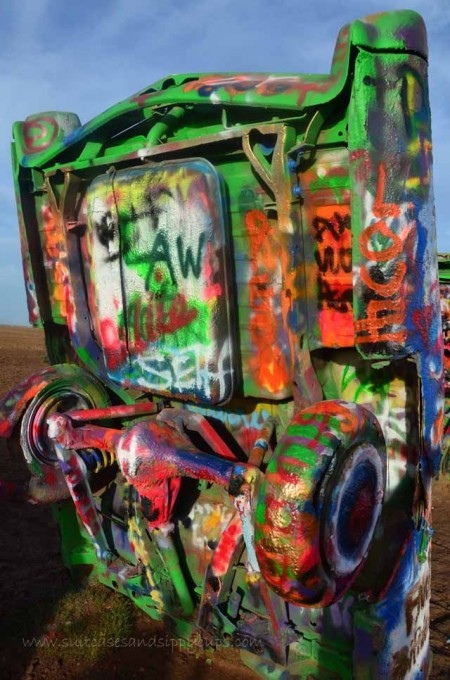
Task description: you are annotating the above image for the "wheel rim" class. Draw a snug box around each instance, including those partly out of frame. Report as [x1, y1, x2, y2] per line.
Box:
[321, 443, 384, 578]
[21, 386, 95, 469]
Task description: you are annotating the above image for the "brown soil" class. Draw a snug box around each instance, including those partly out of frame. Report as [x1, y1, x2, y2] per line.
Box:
[0, 325, 448, 679]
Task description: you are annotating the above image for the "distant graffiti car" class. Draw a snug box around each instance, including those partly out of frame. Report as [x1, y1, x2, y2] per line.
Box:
[439, 255, 450, 472]
[0, 10, 443, 679]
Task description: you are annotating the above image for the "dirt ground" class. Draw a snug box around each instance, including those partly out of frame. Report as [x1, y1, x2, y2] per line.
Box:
[0, 325, 448, 679]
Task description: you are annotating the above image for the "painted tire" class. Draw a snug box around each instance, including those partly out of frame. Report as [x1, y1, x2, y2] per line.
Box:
[255, 400, 386, 608]
[19, 365, 110, 478]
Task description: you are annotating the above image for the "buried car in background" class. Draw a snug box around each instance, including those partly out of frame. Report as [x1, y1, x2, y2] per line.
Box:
[439, 255, 450, 473]
[0, 10, 444, 679]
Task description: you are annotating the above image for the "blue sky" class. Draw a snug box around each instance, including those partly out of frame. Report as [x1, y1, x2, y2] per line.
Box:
[1, 0, 449, 324]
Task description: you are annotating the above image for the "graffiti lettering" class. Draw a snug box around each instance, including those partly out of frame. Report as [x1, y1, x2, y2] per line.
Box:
[126, 231, 206, 288]
[313, 212, 351, 244]
[135, 342, 230, 401]
[355, 164, 409, 345]
[317, 277, 352, 312]
[313, 209, 352, 315]
[126, 293, 198, 349]
[94, 204, 207, 287]
[147, 231, 177, 285]
[406, 569, 430, 637]
[311, 207, 354, 345]
[176, 233, 206, 279]
[392, 567, 431, 677]
[315, 246, 352, 275]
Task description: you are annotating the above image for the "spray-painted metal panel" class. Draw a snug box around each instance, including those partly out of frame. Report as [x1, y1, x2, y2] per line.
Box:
[86, 160, 233, 403]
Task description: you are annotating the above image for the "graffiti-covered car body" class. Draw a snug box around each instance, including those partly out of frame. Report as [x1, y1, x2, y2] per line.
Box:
[1, 10, 443, 679]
